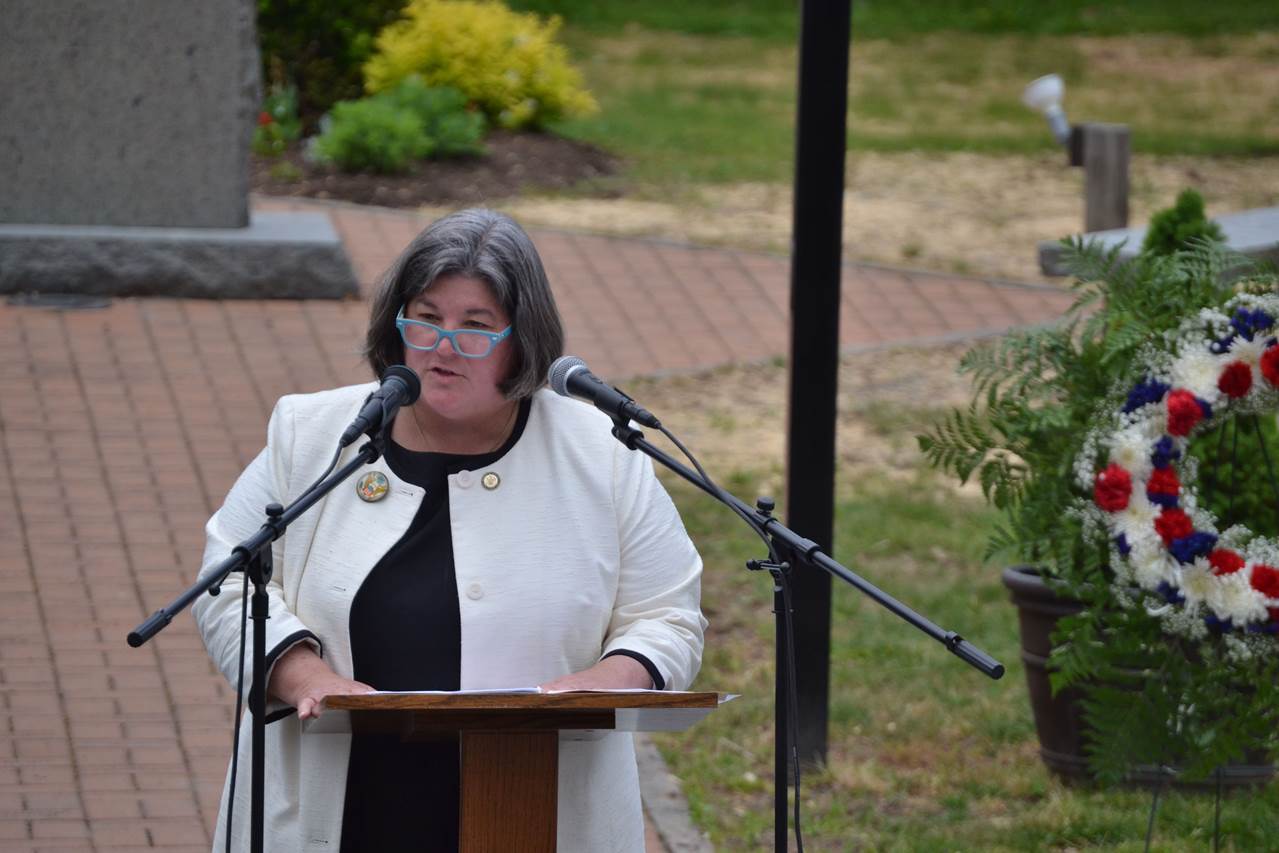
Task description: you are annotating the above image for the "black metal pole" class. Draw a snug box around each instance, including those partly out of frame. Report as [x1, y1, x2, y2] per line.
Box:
[250, 565, 269, 853]
[787, 0, 852, 769]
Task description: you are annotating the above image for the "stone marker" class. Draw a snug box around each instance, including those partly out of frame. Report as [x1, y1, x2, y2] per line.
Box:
[0, 0, 356, 298]
[1039, 206, 1279, 277]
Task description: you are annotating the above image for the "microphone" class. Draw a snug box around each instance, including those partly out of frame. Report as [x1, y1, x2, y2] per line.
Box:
[340, 365, 422, 447]
[547, 356, 661, 428]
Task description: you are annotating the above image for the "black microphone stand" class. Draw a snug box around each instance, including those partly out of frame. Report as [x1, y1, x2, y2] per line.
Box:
[128, 435, 387, 853]
[608, 417, 1004, 853]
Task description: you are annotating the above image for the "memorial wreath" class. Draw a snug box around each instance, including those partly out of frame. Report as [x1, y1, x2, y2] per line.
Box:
[1078, 293, 1279, 656]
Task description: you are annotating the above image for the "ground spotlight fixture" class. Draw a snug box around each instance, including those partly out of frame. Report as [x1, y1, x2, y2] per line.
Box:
[1022, 74, 1071, 146]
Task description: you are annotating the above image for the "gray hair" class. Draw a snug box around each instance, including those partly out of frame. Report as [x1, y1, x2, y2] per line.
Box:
[365, 209, 565, 399]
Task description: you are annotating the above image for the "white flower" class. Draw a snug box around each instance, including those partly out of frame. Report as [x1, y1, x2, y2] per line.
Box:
[1105, 425, 1153, 482]
[1113, 492, 1161, 549]
[1227, 334, 1267, 367]
[1206, 571, 1268, 625]
[1131, 548, 1177, 592]
[1177, 562, 1215, 607]
[1170, 349, 1225, 403]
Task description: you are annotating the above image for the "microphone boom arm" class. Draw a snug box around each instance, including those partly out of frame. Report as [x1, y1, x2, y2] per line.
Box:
[608, 419, 1005, 680]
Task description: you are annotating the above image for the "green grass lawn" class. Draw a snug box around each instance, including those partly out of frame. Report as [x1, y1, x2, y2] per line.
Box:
[511, 0, 1279, 41]
[658, 468, 1278, 849]
[506, 2, 1279, 187]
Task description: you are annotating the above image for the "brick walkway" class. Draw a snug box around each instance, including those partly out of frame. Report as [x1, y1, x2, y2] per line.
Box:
[0, 199, 1074, 851]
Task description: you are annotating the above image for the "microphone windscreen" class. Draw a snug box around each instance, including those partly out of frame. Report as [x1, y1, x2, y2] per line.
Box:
[383, 364, 422, 404]
[547, 356, 587, 397]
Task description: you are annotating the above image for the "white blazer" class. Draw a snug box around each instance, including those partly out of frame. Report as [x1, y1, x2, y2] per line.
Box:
[193, 385, 707, 852]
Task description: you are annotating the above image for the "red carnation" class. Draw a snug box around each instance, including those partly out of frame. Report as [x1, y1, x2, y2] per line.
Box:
[1166, 389, 1204, 436]
[1208, 549, 1245, 576]
[258, 110, 274, 127]
[1093, 464, 1132, 512]
[1146, 467, 1180, 496]
[1217, 360, 1253, 398]
[1250, 564, 1279, 599]
[1154, 507, 1194, 545]
[1269, 607, 1279, 624]
[1261, 346, 1279, 386]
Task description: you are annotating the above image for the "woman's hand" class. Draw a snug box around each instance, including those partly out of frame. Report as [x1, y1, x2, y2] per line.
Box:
[268, 644, 374, 720]
[539, 655, 654, 693]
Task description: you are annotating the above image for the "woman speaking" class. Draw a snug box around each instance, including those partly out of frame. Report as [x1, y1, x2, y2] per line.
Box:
[193, 209, 707, 851]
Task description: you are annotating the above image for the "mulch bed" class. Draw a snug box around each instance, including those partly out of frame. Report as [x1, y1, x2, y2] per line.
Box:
[249, 130, 621, 208]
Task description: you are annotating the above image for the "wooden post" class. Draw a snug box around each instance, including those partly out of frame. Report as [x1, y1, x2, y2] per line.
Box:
[1080, 122, 1130, 233]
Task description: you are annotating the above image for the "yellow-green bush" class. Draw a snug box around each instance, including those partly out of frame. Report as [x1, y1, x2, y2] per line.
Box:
[363, 0, 596, 130]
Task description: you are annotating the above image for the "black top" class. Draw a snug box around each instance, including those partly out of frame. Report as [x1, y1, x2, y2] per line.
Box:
[339, 400, 530, 853]
[337, 398, 663, 852]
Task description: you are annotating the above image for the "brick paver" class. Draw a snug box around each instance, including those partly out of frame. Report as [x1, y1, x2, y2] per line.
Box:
[0, 198, 1073, 850]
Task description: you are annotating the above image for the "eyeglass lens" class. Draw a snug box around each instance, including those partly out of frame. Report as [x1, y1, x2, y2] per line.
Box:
[401, 323, 496, 356]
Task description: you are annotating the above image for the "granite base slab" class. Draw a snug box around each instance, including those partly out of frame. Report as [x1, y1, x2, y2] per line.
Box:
[0, 212, 358, 299]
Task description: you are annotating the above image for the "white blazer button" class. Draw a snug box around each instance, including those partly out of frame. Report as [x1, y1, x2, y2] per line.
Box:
[466, 582, 484, 600]
[456, 470, 473, 488]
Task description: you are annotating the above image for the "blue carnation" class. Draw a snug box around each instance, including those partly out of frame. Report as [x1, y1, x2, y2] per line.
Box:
[1230, 308, 1274, 341]
[1115, 533, 1131, 557]
[1123, 378, 1171, 414]
[1147, 491, 1179, 508]
[1204, 614, 1234, 633]
[1169, 532, 1217, 564]
[1151, 436, 1181, 469]
[1157, 582, 1185, 604]
[1196, 397, 1213, 421]
[1211, 334, 1236, 355]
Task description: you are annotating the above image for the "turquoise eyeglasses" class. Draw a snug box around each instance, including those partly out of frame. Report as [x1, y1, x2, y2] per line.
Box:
[395, 307, 512, 359]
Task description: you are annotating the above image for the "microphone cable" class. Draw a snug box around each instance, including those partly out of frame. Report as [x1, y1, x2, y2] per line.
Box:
[655, 423, 805, 853]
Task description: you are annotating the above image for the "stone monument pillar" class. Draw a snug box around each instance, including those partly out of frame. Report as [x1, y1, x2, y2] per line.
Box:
[0, 0, 356, 298]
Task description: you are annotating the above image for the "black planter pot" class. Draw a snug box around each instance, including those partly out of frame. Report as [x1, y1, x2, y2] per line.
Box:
[1002, 564, 1274, 790]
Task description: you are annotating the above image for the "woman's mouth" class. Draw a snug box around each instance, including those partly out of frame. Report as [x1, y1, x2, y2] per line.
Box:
[428, 366, 461, 378]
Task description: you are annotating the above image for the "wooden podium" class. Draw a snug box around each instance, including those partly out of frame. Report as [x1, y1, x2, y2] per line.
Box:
[314, 691, 721, 852]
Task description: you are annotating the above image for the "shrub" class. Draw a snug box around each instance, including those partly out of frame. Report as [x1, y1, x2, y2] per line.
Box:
[363, 0, 597, 130]
[311, 79, 486, 173]
[381, 77, 486, 157]
[1142, 188, 1226, 257]
[312, 98, 428, 174]
[256, 0, 409, 123]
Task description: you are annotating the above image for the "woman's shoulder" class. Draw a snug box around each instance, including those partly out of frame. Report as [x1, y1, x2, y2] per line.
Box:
[276, 382, 379, 419]
[269, 382, 379, 442]
[529, 387, 618, 442]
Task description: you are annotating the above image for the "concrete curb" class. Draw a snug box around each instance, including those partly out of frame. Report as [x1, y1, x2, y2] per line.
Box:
[636, 733, 714, 853]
